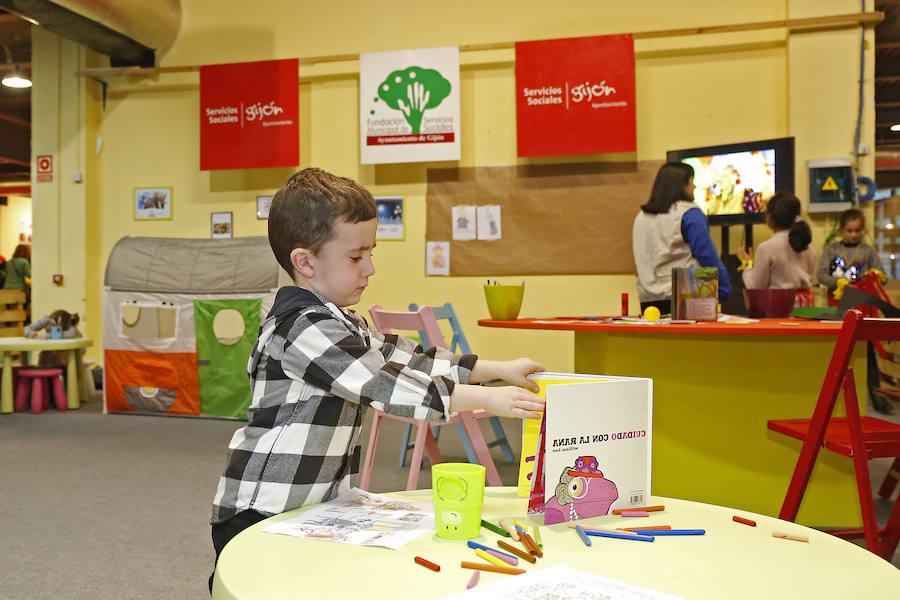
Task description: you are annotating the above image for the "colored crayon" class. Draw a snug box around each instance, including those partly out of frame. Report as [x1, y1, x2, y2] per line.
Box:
[499, 519, 520, 541]
[533, 525, 543, 548]
[613, 505, 664, 514]
[518, 529, 542, 557]
[629, 529, 705, 536]
[497, 540, 537, 563]
[513, 519, 527, 531]
[467, 571, 480, 589]
[460, 561, 525, 575]
[481, 519, 511, 537]
[733, 516, 757, 527]
[575, 524, 591, 546]
[583, 528, 654, 542]
[772, 531, 809, 543]
[414, 556, 440, 571]
[466, 541, 517, 562]
[621, 525, 671, 531]
[475, 548, 509, 568]
[568, 523, 638, 535]
[619, 511, 650, 517]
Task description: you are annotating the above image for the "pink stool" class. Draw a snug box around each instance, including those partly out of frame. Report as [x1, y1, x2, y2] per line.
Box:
[14, 368, 66, 414]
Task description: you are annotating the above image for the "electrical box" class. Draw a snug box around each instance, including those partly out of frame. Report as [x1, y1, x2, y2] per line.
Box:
[808, 158, 853, 213]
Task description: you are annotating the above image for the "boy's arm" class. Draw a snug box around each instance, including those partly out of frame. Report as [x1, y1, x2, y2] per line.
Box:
[283, 310, 475, 422]
[816, 244, 839, 288]
[469, 358, 544, 392]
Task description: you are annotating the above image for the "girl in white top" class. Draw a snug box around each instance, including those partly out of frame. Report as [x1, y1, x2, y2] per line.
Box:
[737, 192, 815, 289]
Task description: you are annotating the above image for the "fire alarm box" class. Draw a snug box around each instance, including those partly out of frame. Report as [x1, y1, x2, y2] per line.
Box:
[808, 158, 853, 213]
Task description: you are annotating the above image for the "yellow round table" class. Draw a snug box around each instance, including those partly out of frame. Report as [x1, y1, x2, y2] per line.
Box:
[0, 336, 94, 413]
[212, 487, 900, 599]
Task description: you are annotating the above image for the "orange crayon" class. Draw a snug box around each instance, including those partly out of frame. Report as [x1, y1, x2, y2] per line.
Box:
[733, 515, 757, 527]
[460, 561, 526, 575]
[497, 540, 537, 564]
[414, 556, 440, 572]
[612, 505, 664, 515]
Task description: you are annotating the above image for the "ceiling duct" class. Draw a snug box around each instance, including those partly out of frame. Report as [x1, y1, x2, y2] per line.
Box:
[0, 0, 181, 67]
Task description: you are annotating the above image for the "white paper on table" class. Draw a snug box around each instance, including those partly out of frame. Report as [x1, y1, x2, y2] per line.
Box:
[437, 564, 685, 600]
[452, 205, 477, 240]
[476, 205, 501, 240]
[263, 488, 435, 550]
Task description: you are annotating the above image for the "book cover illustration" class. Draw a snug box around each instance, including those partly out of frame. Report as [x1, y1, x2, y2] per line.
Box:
[672, 266, 718, 321]
[525, 375, 652, 525]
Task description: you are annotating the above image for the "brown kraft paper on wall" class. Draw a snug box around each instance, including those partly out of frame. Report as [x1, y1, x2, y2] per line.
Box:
[426, 161, 663, 276]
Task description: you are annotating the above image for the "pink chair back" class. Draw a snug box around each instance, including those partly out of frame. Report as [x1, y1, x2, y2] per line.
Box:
[368, 304, 448, 349]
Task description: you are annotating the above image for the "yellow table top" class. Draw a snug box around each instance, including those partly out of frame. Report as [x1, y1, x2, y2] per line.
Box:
[0, 336, 93, 352]
[212, 487, 900, 600]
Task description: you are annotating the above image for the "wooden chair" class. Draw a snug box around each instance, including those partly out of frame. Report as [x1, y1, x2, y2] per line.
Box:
[0, 290, 27, 337]
[767, 309, 900, 560]
[361, 304, 502, 490]
[404, 302, 514, 466]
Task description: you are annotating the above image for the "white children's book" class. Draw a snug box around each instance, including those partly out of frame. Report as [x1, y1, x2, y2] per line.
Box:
[524, 372, 652, 525]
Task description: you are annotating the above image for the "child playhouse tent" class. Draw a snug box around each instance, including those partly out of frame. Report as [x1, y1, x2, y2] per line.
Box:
[103, 236, 280, 418]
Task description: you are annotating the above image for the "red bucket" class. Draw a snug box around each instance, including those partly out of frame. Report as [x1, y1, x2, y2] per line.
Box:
[743, 289, 797, 318]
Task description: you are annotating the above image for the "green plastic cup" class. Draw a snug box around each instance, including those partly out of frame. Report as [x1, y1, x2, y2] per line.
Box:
[483, 284, 525, 320]
[432, 463, 486, 540]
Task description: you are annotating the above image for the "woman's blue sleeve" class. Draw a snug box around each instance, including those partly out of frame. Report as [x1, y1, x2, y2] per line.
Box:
[681, 208, 731, 301]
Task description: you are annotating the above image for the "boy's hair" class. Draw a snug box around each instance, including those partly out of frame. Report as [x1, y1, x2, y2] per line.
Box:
[641, 162, 695, 214]
[268, 168, 376, 276]
[840, 207, 865, 229]
[48, 309, 78, 329]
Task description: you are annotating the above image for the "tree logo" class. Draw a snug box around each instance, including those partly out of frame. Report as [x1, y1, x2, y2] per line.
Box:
[373, 67, 451, 134]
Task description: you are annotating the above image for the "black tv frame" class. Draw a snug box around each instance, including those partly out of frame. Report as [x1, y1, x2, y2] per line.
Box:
[666, 136, 795, 226]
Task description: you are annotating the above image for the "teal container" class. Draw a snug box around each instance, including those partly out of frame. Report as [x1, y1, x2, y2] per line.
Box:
[432, 463, 485, 540]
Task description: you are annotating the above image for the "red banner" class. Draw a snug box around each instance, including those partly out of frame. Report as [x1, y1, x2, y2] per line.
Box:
[200, 59, 299, 170]
[516, 35, 636, 157]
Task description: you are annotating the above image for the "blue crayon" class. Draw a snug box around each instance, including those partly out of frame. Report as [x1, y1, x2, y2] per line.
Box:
[629, 529, 705, 536]
[583, 528, 655, 542]
[575, 525, 591, 547]
[514, 524, 526, 535]
[466, 540, 517, 561]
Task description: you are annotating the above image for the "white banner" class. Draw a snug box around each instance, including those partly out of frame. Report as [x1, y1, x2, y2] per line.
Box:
[359, 46, 461, 164]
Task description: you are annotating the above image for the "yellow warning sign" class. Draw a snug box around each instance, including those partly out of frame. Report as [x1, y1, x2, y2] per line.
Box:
[821, 176, 839, 191]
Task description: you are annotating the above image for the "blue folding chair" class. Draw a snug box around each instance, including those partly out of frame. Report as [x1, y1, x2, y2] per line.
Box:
[398, 302, 515, 467]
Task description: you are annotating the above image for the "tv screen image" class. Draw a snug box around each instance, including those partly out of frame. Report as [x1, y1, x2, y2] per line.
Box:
[684, 149, 774, 217]
[667, 137, 794, 226]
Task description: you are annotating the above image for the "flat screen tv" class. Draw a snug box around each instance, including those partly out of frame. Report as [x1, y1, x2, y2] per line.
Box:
[666, 137, 794, 225]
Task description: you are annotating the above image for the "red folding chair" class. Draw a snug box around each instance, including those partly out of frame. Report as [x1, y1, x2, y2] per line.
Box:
[767, 309, 900, 560]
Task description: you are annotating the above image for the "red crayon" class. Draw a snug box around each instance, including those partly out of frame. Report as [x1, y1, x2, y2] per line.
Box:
[733, 515, 757, 527]
[414, 556, 440, 572]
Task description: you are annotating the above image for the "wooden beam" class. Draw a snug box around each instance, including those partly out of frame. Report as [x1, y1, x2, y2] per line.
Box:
[0, 113, 28, 128]
[0, 63, 31, 73]
[78, 11, 884, 79]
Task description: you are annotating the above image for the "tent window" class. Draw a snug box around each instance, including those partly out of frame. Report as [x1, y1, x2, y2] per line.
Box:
[121, 304, 177, 339]
[212, 308, 245, 346]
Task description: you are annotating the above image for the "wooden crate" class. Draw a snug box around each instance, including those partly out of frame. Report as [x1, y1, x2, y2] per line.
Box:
[0, 290, 27, 337]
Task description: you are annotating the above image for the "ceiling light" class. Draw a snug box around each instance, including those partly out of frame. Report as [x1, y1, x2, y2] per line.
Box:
[1, 71, 31, 88]
[892, 124, 900, 132]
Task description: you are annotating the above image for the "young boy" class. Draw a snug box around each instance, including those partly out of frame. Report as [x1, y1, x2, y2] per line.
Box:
[209, 168, 545, 586]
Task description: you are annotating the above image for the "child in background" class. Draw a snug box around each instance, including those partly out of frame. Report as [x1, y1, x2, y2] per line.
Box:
[816, 208, 884, 301]
[24, 309, 83, 366]
[817, 208, 891, 414]
[209, 168, 546, 590]
[737, 192, 815, 291]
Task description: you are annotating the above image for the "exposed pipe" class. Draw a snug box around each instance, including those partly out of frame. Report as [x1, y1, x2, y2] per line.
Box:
[50, 0, 181, 54]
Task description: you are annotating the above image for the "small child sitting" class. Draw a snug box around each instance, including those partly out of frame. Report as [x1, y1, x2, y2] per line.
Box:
[24, 309, 83, 366]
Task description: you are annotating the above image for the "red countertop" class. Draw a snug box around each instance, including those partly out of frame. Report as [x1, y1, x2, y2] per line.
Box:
[478, 316, 846, 336]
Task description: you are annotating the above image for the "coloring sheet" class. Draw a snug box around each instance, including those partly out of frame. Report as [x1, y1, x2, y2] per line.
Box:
[438, 564, 685, 600]
[476, 205, 502, 240]
[426, 241, 451, 275]
[452, 205, 477, 240]
[263, 488, 435, 550]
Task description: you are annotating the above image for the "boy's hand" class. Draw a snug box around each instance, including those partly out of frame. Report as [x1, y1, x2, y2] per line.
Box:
[450, 383, 545, 419]
[470, 358, 545, 392]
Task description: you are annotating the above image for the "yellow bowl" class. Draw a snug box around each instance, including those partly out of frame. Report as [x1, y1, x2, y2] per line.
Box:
[483, 284, 525, 320]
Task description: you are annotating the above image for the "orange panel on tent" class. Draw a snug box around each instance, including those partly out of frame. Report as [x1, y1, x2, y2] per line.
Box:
[105, 349, 200, 415]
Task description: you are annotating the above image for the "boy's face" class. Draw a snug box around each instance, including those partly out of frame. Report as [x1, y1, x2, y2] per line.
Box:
[841, 218, 864, 245]
[303, 218, 377, 307]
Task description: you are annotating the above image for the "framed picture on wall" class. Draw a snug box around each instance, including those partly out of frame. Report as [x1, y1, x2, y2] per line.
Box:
[134, 187, 173, 220]
[375, 195, 404, 240]
[257, 195, 273, 220]
[211, 212, 233, 239]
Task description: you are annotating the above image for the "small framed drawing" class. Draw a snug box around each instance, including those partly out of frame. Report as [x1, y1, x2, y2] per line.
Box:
[134, 187, 173, 220]
[375, 195, 404, 240]
[211, 212, 233, 239]
[257, 195, 273, 220]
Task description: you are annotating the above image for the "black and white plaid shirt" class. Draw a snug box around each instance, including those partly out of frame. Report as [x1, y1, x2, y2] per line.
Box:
[211, 286, 476, 524]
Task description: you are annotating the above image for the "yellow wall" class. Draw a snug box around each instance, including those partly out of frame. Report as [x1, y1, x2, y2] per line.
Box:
[0, 194, 31, 258]
[29, 0, 874, 370]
